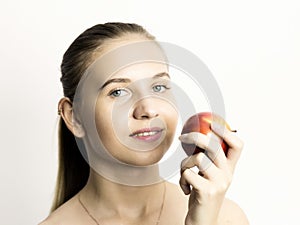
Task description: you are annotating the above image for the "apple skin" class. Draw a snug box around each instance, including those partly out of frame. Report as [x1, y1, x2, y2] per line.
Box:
[181, 112, 231, 156]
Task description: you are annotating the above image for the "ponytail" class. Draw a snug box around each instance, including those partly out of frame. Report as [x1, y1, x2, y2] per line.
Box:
[50, 118, 89, 212]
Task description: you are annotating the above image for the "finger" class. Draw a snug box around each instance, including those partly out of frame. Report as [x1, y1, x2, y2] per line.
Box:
[206, 132, 228, 168]
[180, 168, 209, 194]
[179, 132, 227, 169]
[179, 171, 191, 195]
[181, 153, 219, 180]
[211, 123, 244, 167]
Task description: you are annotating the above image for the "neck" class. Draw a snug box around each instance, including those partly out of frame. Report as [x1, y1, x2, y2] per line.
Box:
[81, 169, 166, 219]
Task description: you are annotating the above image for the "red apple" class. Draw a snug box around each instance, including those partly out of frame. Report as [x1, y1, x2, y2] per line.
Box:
[181, 112, 233, 156]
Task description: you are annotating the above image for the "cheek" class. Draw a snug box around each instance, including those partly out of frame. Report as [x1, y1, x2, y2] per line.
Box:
[95, 101, 114, 140]
[163, 105, 179, 138]
[94, 98, 130, 152]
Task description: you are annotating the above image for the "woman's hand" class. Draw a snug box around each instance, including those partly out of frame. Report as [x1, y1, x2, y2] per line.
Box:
[179, 123, 244, 225]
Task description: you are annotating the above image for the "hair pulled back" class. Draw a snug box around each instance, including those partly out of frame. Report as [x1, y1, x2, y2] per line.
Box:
[51, 23, 154, 212]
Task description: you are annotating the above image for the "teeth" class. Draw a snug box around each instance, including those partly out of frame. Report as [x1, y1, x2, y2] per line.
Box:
[134, 131, 158, 137]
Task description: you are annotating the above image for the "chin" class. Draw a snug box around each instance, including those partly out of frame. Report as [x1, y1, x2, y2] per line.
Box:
[129, 136, 175, 166]
[122, 148, 166, 167]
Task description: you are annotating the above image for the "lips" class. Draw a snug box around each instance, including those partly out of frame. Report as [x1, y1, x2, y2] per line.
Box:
[129, 127, 164, 142]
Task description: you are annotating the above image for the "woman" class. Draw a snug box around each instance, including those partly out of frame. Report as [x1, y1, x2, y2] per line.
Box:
[40, 22, 249, 225]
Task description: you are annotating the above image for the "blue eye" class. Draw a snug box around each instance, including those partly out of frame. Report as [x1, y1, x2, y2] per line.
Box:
[153, 85, 169, 93]
[109, 88, 128, 97]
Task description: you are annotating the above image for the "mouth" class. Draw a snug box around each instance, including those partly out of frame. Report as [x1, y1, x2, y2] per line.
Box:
[129, 127, 164, 142]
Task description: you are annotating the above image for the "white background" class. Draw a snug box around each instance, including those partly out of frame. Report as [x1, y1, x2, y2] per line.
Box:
[1, 0, 300, 224]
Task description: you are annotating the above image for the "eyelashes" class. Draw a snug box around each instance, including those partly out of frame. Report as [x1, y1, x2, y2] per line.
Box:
[108, 84, 171, 98]
[152, 84, 170, 93]
[109, 88, 129, 97]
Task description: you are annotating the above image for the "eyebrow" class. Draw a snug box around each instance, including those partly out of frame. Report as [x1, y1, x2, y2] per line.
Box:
[100, 78, 131, 90]
[100, 72, 170, 89]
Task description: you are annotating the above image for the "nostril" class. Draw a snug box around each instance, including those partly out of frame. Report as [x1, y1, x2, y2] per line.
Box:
[132, 99, 159, 120]
[133, 111, 158, 120]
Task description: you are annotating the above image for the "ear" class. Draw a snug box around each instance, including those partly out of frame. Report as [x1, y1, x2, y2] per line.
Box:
[58, 97, 85, 138]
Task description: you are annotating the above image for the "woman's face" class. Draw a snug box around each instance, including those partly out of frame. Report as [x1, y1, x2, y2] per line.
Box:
[94, 58, 178, 166]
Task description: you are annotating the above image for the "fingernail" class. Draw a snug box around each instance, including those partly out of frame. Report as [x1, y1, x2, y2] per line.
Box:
[178, 134, 188, 141]
[211, 123, 225, 134]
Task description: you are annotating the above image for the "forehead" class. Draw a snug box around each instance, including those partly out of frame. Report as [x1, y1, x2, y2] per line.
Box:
[86, 39, 168, 85]
[110, 61, 168, 81]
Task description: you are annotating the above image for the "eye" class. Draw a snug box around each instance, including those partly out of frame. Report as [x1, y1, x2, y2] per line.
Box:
[109, 88, 128, 97]
[153, 84, 169, 93]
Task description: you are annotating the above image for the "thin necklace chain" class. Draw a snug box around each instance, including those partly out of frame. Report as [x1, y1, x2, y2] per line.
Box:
[78, 182, 166, 225]
[78, 195, 100, 225]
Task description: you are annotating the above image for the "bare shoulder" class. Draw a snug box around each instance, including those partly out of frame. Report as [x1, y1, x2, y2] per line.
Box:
[38, 195, 86, 225]
[218, 198, 249, 225]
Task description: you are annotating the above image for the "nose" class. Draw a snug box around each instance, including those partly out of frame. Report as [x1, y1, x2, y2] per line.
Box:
[132, 98, 159, 120]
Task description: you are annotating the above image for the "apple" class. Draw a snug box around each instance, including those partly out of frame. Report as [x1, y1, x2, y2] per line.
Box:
[181, 112, 233, 156]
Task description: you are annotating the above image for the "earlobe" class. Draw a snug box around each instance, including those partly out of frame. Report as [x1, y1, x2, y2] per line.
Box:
[72, 119, 85, 138]
[58, 97, 85, 138]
